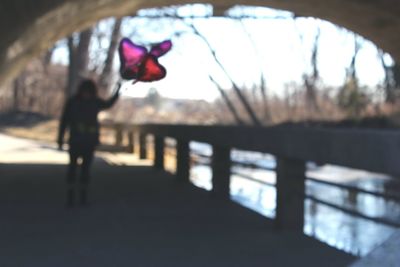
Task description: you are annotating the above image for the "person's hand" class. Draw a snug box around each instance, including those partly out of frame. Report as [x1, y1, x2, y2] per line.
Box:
[115, 81, 122, 94]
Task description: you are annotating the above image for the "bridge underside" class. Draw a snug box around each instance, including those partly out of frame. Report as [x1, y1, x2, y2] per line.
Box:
[0, 162, 355, 266]
[1, 0, 400, 85]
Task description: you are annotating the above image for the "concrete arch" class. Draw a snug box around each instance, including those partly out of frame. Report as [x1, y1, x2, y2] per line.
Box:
[1, 0, 400, 85]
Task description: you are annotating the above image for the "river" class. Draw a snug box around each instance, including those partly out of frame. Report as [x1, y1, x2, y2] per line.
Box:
[187, 142, 400, 256]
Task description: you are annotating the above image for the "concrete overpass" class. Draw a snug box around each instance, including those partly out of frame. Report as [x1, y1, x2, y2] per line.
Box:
[1, 0, 400, 85]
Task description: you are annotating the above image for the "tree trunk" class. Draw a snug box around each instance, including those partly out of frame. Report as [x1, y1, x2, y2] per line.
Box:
[305, 27, 321, 112]
[187, 22, 261, 126]
[240, 21, 271, 122]
[42, 47, 55, 73]
[208, 75, 244, 125]
[347, 35, 361, 81]
[294, 19, 321, 114]
[12, 77, 21, 111]
[379, 51, 396, 103]
[99, 18, 122, 94]
[386, 62, 400, 103]
[303, 76, 319, 112]
[75, 28, 93, 80]
[66, 36, 77, 97]
[66, 27, 94, 98]
[259, 75, 271, 122]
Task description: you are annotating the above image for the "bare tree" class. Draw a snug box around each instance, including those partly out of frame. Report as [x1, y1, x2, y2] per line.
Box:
[208, 75, 244, 125]
[379, 50, 400, 103]
[337, 35, 368, 117]
[302, 25, 321, 112]
[66, 36, 77, 97]
[346, 34, 361, 82]
[99, 18, 123, 94]
[66, 28, 94, 97]
[184, 21, 261, 126]
[132, 9, 284, 125]
[43, 46, 56, 71]
[239, 20, 271, 122]
[12, 76, 22, 111]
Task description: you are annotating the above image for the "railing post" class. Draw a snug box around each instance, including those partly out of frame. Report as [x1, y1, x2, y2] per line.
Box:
[211, 145, 231, 199]
[154, 136, 165, 170]
[275, 157, 306, 232]
[176, 140, 190, 182]
[139, 133, 147, 159]
[127, 131, 135, 153]
[115, 124, 123, 147]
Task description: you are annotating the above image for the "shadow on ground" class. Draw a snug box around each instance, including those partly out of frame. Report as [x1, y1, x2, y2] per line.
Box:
[0, 163, 356, 267]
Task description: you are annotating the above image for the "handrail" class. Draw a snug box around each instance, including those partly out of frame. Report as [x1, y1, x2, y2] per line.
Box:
[127, 123, 400, 177]
[102, 121, 400, 203]
[189, 150, 400, 203]
[194, 158, 400, 228]
[305, 195, 400, 228]
[306, 176, 400, 202]
[101, 121, 400, 232]
[231, 171, 275, 187]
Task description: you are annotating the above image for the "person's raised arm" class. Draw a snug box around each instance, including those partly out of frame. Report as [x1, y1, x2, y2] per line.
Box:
[57, 99, 71, 150]
[98, 82, 122, 110]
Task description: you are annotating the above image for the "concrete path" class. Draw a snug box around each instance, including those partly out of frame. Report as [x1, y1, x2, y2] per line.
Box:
[0, 134, 356, 266]
[351, 230, 400, 267]
[0, 133, 151, 166]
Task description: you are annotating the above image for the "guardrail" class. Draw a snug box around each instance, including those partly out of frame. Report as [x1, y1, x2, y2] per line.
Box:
[101, 122, 400, 231]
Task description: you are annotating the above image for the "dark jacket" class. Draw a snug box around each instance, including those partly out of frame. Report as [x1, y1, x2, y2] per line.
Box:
[58, 91, 119, 147]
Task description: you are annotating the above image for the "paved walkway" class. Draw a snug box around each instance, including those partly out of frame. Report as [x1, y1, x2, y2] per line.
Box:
[0, 134, 356, 266]
[351, 230, 400, 267]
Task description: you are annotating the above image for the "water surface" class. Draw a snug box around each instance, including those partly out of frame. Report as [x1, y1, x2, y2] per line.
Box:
[189, 142, 400, 256]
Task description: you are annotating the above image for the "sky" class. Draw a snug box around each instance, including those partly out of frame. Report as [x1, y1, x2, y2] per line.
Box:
[52, 5, 391, 102]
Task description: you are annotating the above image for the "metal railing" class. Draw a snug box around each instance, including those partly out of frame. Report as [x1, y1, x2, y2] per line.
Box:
[190, 151, 400, 228]
[100, 122, 400, 231]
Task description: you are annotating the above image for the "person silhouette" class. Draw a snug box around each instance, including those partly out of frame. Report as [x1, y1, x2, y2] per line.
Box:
[58, 79, 121, 207]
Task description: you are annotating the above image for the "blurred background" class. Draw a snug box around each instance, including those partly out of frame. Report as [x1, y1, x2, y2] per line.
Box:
[1, 3, 400, 261]
[1, 4, 400, 130]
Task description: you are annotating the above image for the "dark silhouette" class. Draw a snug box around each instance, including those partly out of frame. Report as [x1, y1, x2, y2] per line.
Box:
[58, 79, 120, 207]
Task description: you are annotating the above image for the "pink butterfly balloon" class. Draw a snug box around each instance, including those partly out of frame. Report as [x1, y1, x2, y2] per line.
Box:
[118, 38, 172, 82]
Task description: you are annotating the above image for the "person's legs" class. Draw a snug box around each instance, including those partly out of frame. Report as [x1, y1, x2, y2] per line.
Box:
[66, 148, 79, 207]
[79, 146, 94, 205]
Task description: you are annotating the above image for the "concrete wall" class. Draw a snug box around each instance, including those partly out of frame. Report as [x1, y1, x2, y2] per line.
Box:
[1, 0, 400, 85]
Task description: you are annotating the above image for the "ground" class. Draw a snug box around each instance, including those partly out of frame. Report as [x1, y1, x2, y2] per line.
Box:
[0, 133, 356, 266]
